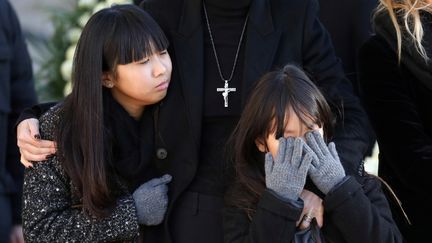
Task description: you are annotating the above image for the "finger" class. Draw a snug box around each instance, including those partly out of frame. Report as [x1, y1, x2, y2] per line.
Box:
[311, 131, 328, 155]
[290, 138, 303, 168]
[282, 137, 295, 164]
[20, 154, 33, 168]
[156, 184, 169, 194]
[314, 206, 324, 228]
[296, 212, 305, 227]
[26, 118, 41, 138]
[18, 232, 24, 243]
[302, 142, 318, 166]
[17, 119, 40, 146]
[305, 131, 324, 158]
[298, 214, 313, 230]
[160, 174, 172, 184]
[20, 142, 56, 156]
[20, 150, 51, 162]
[264, 153, 274, 175]
[19, 138, 57, 153]
[275, 137, 287, 164]
[147, 174, 172, 187]
[328, 142, 340, 161]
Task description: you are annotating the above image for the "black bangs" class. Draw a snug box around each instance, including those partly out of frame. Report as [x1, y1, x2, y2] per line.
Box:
[102, 4, 169, 69]
[251, 65, 333, 141]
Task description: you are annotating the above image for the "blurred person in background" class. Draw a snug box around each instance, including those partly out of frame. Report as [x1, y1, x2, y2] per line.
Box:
[359, 0, 432, 241]
[0, 0, 37, 242]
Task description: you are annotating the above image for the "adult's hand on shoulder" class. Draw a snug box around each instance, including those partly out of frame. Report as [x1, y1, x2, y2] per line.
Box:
[17, 118, 56, 167]
[298, 189, 323, 230]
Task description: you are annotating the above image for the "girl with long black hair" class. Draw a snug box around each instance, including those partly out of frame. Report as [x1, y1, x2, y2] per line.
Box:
[22, 4, 172, 242]
[223, 64, 402, 243]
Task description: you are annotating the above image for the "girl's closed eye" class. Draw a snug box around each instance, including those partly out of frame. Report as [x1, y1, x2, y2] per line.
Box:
[138, 58, 150, 64]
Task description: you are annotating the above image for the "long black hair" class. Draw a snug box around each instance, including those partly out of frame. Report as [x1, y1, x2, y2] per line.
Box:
[56, 4, 169, 218]
[226, 64, 334, 218]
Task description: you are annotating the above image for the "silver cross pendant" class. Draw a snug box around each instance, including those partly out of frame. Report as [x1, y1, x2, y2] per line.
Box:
[216, 80, 236, 107]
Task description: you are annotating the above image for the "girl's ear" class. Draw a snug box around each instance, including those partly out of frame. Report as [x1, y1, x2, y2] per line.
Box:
[102, 72, 115, 88]
[255, 139, 267, 152]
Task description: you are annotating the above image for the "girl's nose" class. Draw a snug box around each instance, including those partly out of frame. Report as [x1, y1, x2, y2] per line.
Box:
[152, 56, 167, 77]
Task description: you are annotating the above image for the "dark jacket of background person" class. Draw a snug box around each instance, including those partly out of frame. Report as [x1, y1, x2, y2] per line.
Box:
[318, 0, 377, 94]
[139, 0, 369, 242]
[319, 0, 378, 157]
[359, 11, 432, 242]
[0, 0, 37, 241]
[223, 176, 402, 243]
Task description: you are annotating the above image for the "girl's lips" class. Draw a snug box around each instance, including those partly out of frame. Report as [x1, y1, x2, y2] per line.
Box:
[156, 81, 169, 91]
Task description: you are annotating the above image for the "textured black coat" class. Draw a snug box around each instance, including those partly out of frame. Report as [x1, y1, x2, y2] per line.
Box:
[0, 0, 37, 238]
[22, 105, 140, 243]
[359, 12, 432, 242]
[223, 176, 402, 243]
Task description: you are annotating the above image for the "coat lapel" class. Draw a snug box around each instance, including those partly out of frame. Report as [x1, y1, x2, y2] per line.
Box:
[171, 0, 204, 147]
[242, 0, 281, 104]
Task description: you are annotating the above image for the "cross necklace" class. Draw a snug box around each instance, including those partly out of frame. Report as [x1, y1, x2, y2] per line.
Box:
[202, 1, 249, 108]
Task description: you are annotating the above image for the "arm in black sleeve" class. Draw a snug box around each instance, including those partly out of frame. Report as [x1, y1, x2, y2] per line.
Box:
[301, 0, 370, 175]
[15, 102, 57, 127]
[324, 176, 402, 243]
[223, 190, 302, 243]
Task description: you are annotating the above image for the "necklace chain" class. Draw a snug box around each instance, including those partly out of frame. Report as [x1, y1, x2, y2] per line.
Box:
[202, 1, 249, 83]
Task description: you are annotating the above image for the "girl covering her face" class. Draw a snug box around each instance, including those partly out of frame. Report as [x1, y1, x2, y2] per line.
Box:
[224, 64, 402, 243]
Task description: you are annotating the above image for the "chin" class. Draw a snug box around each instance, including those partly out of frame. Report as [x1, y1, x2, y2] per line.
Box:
[154, 91, 168, 103]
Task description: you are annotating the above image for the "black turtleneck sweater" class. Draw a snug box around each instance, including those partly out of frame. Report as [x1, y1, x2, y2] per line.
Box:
[188, 0, 251, 196]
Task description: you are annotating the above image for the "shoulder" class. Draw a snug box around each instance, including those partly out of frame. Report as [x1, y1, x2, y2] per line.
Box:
[360, 35, 396, 65]
[39, 103, 64, 141]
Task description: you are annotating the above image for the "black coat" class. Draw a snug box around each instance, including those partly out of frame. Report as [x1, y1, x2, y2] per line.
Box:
[318, 0, 377, 94]
[0, 0, 37, 230]
[223, 176, 402, 243]
[359, 12, 432, 242]
[140, 0, 369, 241]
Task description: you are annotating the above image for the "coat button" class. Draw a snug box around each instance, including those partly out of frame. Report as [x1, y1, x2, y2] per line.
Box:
[156, 148, 168, 160]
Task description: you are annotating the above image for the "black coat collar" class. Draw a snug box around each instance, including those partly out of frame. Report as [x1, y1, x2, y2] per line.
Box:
[171, 0, 281, 146]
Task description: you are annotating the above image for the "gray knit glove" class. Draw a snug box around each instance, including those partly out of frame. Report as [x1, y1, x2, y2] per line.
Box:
[265, 137, 312, 200]
[305, 131, 346, 194]
[132, 174, 172, 225]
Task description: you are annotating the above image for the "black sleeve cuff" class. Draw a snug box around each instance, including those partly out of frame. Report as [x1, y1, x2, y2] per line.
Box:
[258, 189, 303, 221]
[14, 102, 57, 129]
[324, 176, 362, 212]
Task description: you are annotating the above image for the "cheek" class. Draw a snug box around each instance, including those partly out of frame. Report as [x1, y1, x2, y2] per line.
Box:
[166, 58, 173, 74]
[267, 136, 280, 158]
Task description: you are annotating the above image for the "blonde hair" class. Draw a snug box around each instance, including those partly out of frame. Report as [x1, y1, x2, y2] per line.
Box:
[375, 0, 432, 61]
